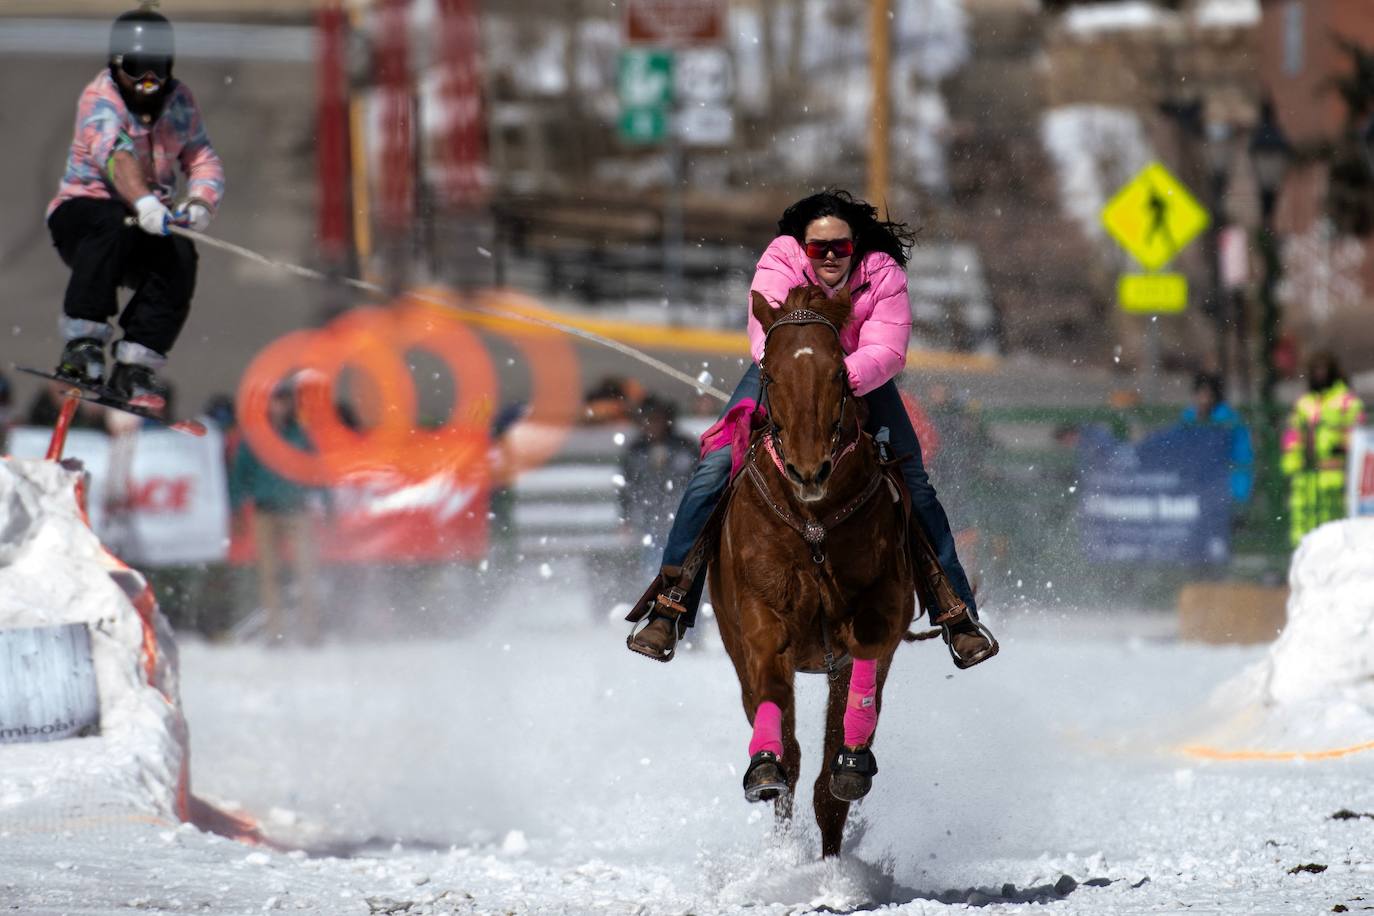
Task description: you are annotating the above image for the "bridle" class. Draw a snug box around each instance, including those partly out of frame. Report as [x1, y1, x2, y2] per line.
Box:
[750, 306, 895, 565]
[757, 307, 854, 479]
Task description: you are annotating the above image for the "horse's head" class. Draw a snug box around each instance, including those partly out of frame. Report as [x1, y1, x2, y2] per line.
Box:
[752, 284, 855, 503]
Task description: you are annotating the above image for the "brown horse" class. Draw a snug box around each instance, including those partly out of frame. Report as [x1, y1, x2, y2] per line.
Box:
[708, 285, 915, 858]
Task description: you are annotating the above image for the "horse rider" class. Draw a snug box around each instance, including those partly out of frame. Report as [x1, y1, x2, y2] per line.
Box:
[627, 189, 998, 668]
[48, 7, 224, 407]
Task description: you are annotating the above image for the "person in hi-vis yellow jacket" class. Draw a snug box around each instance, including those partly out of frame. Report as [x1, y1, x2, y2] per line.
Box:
[1281, 351, 1366, 546]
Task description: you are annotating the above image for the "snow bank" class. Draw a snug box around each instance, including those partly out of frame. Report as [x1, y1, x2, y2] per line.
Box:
[1060, 0, 1256, 36]
[1063, 1, 1174, 36]
[1186, 519, 1374, 754]
[1193, 0, 1261, 29]
[0, 457, 187, 821]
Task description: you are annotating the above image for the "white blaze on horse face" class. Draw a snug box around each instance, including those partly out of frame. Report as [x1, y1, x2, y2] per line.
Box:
[793, 347, 814, 360]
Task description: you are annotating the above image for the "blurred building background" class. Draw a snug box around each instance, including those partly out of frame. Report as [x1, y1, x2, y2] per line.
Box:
[5, 0, 1373, 386]
[2, 0, 1373, 621]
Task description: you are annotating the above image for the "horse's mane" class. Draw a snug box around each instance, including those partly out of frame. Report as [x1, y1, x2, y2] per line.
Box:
[778, 285, 854, 333]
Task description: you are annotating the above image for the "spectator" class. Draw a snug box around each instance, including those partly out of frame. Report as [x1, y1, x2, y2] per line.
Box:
[583, 376, 645, 424]
[201, 392, 238, 469]
[202, 393, 235, 432]
[1281, 351, 1367, 546]
[1179, 372, 1254, 511]
[486, 401, 528, 574]
[228, 382, 321, 645]
[620, 396, 699, 578]
[922, 384, 992, 529]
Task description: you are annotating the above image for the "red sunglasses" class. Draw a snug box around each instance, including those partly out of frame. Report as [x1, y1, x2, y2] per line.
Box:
[804, 238, 854, 259]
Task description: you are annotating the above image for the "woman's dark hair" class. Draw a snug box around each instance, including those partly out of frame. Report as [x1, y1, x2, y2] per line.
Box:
[777, 189, 917, 268]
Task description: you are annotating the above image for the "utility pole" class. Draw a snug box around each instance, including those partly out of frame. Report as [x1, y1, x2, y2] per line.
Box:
[867, 0, 890, 208]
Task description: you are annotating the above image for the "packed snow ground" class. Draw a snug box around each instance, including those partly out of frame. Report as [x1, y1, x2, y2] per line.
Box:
[4, 558, 1374, 914]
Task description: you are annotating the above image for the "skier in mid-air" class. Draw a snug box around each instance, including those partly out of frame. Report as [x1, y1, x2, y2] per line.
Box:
[46, 7, 223, 407]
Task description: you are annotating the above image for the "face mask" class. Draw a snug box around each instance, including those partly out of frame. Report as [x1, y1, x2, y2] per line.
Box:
[111, 62, 171, 122]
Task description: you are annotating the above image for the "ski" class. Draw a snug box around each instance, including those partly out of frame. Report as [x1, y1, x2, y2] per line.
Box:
[16, 366, 207, 437]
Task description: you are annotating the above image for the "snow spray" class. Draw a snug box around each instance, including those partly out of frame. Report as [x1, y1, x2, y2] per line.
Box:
[749, 701, 783, 758]
[844, 659, 878, 747]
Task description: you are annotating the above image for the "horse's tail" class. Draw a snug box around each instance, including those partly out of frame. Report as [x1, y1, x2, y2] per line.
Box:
[904, 628, 942, 642]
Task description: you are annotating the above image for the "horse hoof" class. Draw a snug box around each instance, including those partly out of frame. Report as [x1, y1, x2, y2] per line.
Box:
[829, 772, 872, 802]
[743, 750, 788, 803]
[829, 746, 877, 802]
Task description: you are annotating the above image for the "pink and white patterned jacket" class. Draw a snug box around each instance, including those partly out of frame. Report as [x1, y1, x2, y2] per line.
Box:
[747, 235, 911, 397]
[47, 69, 224, 219]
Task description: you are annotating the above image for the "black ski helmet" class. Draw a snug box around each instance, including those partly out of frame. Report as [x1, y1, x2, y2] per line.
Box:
[109, 9, 174, 80]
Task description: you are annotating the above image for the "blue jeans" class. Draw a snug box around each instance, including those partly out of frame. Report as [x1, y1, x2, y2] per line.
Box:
[862, 380, 977, 613]
[659, 365, 977, 624]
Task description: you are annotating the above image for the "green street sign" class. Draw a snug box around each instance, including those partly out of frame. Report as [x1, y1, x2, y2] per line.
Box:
[618, 106, 667, 144]
[618, 49, 672, 144]
[618, 49, 673, 108]
[1117, 273, 1189, 314]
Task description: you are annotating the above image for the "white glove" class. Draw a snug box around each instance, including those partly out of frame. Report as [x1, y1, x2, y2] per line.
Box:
[133, 194, 170, 236]
[173, 201, 212, 233]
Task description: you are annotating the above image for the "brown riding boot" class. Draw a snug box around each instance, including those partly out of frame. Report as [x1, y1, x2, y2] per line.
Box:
[934, 608, 998, 669]
[625, 566, 690, 662]
[910, 522, 999, 669]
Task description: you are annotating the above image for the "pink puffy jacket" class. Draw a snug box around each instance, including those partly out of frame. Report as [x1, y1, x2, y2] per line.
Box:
[747, 235, 911, 397]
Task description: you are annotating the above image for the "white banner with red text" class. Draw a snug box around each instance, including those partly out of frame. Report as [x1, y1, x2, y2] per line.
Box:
[7, 426, 491, 567]
[7, 424, 231, 566]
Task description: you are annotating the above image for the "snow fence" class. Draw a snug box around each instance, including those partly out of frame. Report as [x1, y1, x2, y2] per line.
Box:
[1184, 517, 1374, 759]
[0, 457, 188, 823]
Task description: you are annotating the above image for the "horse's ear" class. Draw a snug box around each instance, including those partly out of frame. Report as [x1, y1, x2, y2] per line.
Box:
[751, 291, 777, 332]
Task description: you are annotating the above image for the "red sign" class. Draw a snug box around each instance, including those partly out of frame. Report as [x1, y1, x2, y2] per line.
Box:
[624, 0, 725, 45]
[229, 464, 490, 567]
[124, 477, 193, 514]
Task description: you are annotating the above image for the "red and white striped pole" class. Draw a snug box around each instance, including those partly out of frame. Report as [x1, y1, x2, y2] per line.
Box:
[315, 0, 351, 269]
[435, 0, 487, 211]
[375, 0, 415, 246]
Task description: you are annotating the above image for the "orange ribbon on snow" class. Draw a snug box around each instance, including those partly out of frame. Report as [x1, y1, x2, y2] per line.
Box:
[1179, 740, 1374, 762]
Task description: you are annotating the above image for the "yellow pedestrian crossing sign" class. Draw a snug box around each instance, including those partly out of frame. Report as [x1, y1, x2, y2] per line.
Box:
[1101, 162, 1210, 271]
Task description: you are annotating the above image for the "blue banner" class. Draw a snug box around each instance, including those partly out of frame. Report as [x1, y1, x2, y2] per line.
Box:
[1076, 424, 1233, 565]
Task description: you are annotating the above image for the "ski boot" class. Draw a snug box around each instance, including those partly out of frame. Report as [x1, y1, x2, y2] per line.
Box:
[108, 362, 169, 412]
[56, 338, 107, 386]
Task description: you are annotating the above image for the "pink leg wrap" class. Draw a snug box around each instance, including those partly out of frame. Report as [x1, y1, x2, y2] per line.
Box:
[844, 659, 879, 748]
[749, 701, 783, 758]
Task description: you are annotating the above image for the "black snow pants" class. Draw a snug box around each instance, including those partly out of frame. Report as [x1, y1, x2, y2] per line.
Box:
[48, 197, 198, 356]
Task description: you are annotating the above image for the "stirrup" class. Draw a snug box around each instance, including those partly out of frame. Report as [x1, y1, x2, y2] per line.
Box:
[625, 591, 688, 663]
[941, 617, 1000, 670]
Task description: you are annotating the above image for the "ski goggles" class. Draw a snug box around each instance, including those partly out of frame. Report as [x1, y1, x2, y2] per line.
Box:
[803, 238, 855, 260]
[118, 53, 171, 81]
